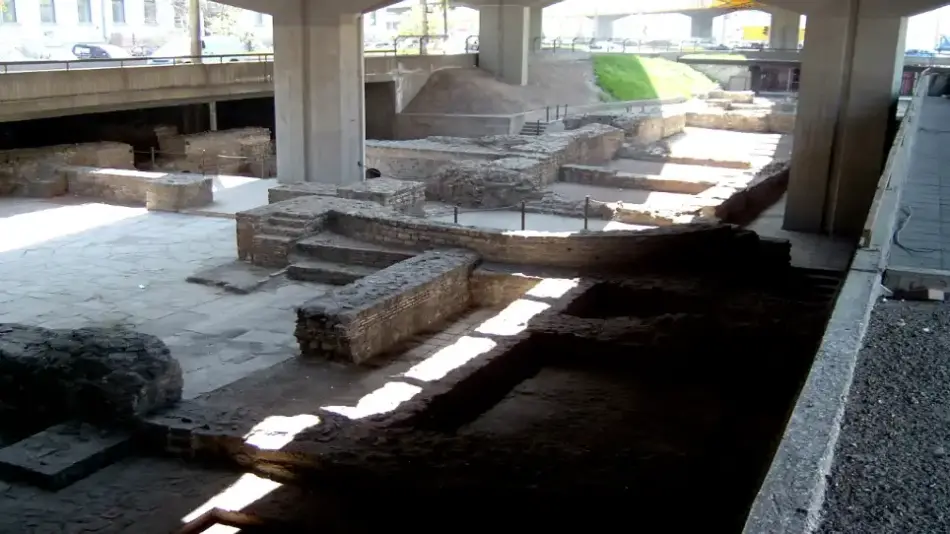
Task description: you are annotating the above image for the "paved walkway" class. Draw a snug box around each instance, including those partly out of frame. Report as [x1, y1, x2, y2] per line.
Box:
[890, 96, 950, 271]
[0, 197, 329, 400]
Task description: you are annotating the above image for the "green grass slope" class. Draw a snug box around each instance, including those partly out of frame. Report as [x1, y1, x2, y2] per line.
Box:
[592, 54, 718, 101]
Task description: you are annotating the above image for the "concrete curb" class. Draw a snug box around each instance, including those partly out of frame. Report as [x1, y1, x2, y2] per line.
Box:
[742, 74, 931, 534]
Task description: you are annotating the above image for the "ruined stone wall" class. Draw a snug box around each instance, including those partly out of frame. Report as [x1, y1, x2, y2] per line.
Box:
[0, 142, 134, 198]
[337, 178, 427, 216]
[58, 166, 213, 211]
[295, 249, 480, 364]
[365, 142, 504, 180]
[370, 124, 624, 208]
[685, 109, 796, 134]
[157, 127, 272, 175]
[562, 108, 686, 146]
[236, 196, 383, 267]
[331, 209, 787, 271]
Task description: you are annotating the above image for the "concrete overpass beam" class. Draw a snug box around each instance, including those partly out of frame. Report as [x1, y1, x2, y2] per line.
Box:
[273, 5, 365, 185]
[689, 12, 716, 40]
[768, 8, 801, 50]
[784, 9, 907, 235]
[530, 6, 543, 51]
[479, 4, 530, 86]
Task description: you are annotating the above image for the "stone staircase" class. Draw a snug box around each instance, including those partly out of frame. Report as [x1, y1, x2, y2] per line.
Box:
[519, 120, 549, 136]
[286, 232, 417, 285]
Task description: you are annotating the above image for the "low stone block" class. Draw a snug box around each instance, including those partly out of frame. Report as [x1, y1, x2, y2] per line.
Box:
[295, 249, 480, 364]
[708, 89, 755, 104]
[337, 177, 427, 216]
[60, 166, 212, 211]
[0, 324, 183, 423]
[0, 422, 130, 490]
[268, 183, 339, 204]
[145, 174, 213, 211]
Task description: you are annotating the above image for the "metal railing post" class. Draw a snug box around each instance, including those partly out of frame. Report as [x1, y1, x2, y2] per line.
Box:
[520, 201, 526, 231]
[454, 204, 459, 224]
[536, 120, 541, 136]
[260, 154, 266, 179]
[546, 106, 550, 122]
[200, 150, 207, 176]
[584, 196, 590, 230]
[150, 147, 156, 167]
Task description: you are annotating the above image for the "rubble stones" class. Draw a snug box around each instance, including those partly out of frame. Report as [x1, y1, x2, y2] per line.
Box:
[0, 324, 183, 424]
[427, 159, 546, 208]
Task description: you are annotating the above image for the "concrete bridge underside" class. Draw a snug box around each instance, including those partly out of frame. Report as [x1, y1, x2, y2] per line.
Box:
[205, 0, 945, 238]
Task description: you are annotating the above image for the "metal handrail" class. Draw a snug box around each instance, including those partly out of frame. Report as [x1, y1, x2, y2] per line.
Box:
[0, 33, 469, 72]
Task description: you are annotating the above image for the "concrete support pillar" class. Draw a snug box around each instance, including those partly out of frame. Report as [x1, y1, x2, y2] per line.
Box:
[529, 6, 543, 51]
[593, 15, 622, 40]
[273, 6, 365, 185]
[768, 8, 801, 50]
[208, 101, 218, 132]
[479, 4, 529, 86]
[784, 11, 907, 235]
[690, 12, 715, 40]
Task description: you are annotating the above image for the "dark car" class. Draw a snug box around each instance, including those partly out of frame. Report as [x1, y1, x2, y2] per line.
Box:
[72, 43, 132, 60]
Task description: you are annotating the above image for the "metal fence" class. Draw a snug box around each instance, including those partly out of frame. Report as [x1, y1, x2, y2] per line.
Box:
[446, 195, 613, 232]
[133, 149, 276, 179]
[0, 34, 810, 73]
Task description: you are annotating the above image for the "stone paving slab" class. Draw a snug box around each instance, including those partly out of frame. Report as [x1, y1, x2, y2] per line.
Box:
[0, 198, 331, 400]
[890, 96, 950, 271]
[0, 422, 130, 490]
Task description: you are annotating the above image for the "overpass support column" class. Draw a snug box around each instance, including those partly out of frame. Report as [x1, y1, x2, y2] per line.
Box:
[592, 15, 623, 40]
[768, 8, 800, 50]
[272, 6, 365, 185]
[690, 12, 715, 40]
[784, 11, 907, 235]
[529, 6, 543, 51]
[479, 4, 529, 86]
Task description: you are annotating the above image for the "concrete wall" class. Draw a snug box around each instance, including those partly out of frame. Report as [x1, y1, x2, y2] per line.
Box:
[394, 112, 523, 139]
[0, 54, 478, 123]
[366, 82, 398, 140]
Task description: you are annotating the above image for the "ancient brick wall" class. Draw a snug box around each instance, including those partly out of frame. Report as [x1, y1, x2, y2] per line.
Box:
[0, 142, 134, 198]
[331, 210, 788, 271]
[157, 127, 271, 175]
[295, 249, 480, 364]
[57, 166, 212, 211]
[336, 178, 427, 216]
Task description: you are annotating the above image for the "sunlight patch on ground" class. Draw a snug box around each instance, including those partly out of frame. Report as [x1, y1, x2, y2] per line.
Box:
[243, 414, 322, 451]
[0, 202, 145, 253]
[182, 473, 283, 524]
[404, 336, 498, 382]
[187, 277, 576, 524]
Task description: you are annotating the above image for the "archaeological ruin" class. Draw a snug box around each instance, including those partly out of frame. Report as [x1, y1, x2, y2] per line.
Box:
[0, 85, 848, 532]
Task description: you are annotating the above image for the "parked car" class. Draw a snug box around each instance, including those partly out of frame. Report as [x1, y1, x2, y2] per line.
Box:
[148, 35, 251, 65]
[906, 49, 935, 57]
[71, 43, 132, 60]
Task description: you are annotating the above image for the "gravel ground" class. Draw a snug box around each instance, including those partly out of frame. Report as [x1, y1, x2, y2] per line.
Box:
[819, 299, 950, 534]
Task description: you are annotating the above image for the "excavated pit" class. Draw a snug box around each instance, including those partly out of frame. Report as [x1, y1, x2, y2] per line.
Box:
[203, 267, 844, 533]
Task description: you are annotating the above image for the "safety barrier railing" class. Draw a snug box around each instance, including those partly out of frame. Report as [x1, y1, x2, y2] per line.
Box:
[132, 149, 276, 179]
[447, 195, 622, 232]
[523, 36, 803, 55]
[0, 34, 464, 73]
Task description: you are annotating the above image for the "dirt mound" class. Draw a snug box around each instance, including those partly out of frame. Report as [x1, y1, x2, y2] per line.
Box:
[404, 53, 607, 115]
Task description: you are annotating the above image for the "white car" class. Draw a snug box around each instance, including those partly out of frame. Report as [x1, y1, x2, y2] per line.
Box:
[148, 35, 252, 65]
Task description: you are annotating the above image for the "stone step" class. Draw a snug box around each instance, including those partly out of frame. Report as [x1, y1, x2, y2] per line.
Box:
[295, 235, 415, 268]
[0, 422, 131, 490]
[559, 164, 717, 194]
[267, 215, 314, 229]
[286, 258, 378, 285]
[618, 151, 752, 170]
[519, 121, 548, 136]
